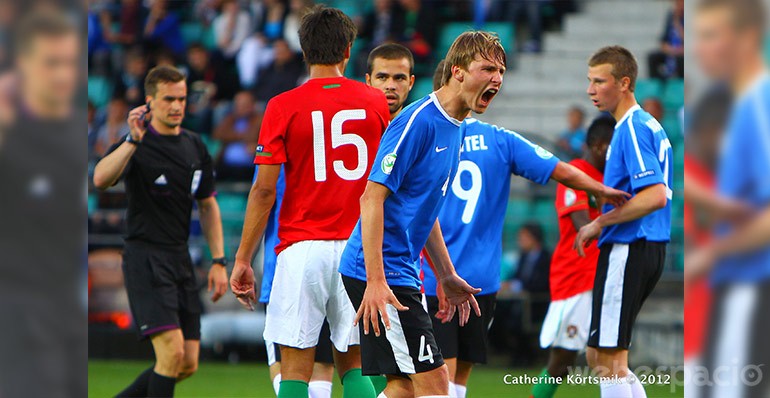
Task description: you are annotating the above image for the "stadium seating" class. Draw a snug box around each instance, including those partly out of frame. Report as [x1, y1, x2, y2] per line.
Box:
[437, 22, 516, 62]
[634, 79, 663, 103]
[88, 76, 114, 108]
[662, 78, 684, 110]
[181, 22, 204, 47]
[408, 78, 434, 102]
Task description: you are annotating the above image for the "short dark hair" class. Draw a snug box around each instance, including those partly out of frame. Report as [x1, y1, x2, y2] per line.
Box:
[144, 66, 186, 97]
[432, 59, 448, 91]
[588, 45, 638, 92]
[697, 0, 766, 33]
[14, 11, 77, 57]
[520, 222, 544, 244]
[585, 116, 615, 147]
[367, 43, 414, 75]
[299, 5, 357, 65]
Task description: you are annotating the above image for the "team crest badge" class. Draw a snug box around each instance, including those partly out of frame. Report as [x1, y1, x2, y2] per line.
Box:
[567, 325, 578, 338]
[382, 153, 397, 175]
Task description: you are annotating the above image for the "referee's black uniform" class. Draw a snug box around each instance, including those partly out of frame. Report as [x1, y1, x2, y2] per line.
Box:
[105, 124, 215, 340]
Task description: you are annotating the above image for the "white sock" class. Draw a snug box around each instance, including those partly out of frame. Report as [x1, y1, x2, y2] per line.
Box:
[454, 383, 467, 398]
[627, 371, 647, 398]
[309, 380, 333, 398]
[377, 392, 388, 398]
[447, 381, 457, 397]
[272, 374, 281, 396]
[600, 379, 632, 398]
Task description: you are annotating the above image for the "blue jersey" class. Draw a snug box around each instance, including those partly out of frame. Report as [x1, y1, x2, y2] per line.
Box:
[339, 93, 464, 289]
[422, 119, 559, 296]
[599, 105, 672, 246]
[712, 73, 770, 285]
[257, 165, 286, 304]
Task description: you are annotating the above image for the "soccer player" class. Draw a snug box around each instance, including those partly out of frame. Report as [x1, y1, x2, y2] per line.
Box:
[365, 43, 415, 119]
[574, 46, 673, 398]
[530, 117, 615, 398]
[338, 31, 504, 398]
[229, 6, 390, 398]
[93, 65, 229, 397]
[424, 63, 629, 398]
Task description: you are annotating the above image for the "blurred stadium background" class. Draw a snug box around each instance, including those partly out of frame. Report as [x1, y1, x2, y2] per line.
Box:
[87, 0, 694, 396]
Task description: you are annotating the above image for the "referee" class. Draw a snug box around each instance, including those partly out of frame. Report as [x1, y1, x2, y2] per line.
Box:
[93, 66, 228, 397]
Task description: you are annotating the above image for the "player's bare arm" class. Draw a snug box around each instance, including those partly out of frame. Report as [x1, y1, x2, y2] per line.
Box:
[568, 210, 592, 232]
[684, 175, 753, 223]
[231, 164, 281, 309]
[92, 105, 149, 189]
[574, 183, 668, 256]
[550, 161, 631, 207]
[356, 181, 409, 337]
[424, 219, 481, 326]
[197, 196, 228, 302]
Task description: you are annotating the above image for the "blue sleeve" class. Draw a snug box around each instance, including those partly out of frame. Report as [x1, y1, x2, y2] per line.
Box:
[369, 115, 427, 193]
[742, 102, 770, 203]
[623, 120, 665, 192]
[500, 127, 559, 184]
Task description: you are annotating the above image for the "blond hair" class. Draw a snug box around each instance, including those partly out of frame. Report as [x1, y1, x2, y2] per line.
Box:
[444, 31, 506, 84]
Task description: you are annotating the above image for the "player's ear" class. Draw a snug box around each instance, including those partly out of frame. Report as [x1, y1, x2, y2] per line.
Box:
[452, 65, 464, 83]
[365, 73, 372, 85]
[409, 75, 415, 90]
[620, 76, 631, 92]
[344, 43, 352, 60]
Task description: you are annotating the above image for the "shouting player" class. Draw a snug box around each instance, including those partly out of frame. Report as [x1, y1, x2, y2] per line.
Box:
[531, 117, 615, 398]
[229, 6, 390, 398]
[365, 43, 415, 119]
[424, 63, 629, 398]
[575, 46, 673, 398]
[338, 31, 503, 398]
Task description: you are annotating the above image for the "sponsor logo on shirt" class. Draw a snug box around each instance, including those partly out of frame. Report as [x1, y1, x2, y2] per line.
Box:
[634, 170, 656, 179]
[254, 144, 272, 157]
[382, 153, 397, 175]
[154, 174, 168, 185]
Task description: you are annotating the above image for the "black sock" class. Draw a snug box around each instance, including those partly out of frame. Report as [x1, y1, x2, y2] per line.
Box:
[115, 366, 154, 397]
[147, 371, 176, 397]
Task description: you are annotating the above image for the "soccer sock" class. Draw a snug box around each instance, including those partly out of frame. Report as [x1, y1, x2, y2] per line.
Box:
[599, 379, 632, 398]
[147, 371, 176, 397]
[531, 368, 559, 398]
[369, 375, 388, 395]
[341, 368, 376, 398]
[448, 382, 457, 397]
[277, 380, 308, 398]
[377, 393, 388, 398]
[627, 371, 647, 398]
[272, 374, 282, 396]
[308, 380, 333, 398]
[454, 383, 467, 398]
[115, 366, 154, 397]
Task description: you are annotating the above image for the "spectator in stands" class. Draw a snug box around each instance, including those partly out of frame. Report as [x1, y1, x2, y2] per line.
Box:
[143, 0, 186, 59]
[556, 105, 586, 159]
[236, 0, 289, 87]
[395, 0, 437, 64]
[505, 222, 551, 295]
[113, 48, 148, 108]
[359, 0, 398, 49]
[87, 0, 113, 76]
[642, 97, 665, 122]
[253, 38, 304, 105]
[213, 0, 252, 61]
[648, 0, 684, 79]
[488, 0, 547, 53]
[213, 90, 262, 181]
[92, 97, 130, 159]
[185, 43, 241, 132]
[113, 0, 143, 47]
[283, 0, 314, 53]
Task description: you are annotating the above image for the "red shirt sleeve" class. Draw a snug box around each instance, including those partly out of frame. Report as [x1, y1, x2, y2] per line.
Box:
[555, 183, 590, 218]
[254, 98, 288, 165]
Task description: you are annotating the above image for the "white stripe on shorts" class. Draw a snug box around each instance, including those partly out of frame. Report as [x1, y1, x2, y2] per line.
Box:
[266, 339, 277, 367]
[599, 244, 629, 347]
[384, 304, 416, 374]
[710, 284, 757, 398]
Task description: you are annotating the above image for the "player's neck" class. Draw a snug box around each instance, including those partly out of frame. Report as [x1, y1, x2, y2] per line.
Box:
[434, 85, 470, 121]
[150, 119, 181, 136]
[611, 95, 638, 122]
[308, 63, 345, 79]
[732, 55, 766, 95]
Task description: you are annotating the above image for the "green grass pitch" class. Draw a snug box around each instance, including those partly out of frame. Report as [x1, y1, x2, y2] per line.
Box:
[89, 360, 684, 397]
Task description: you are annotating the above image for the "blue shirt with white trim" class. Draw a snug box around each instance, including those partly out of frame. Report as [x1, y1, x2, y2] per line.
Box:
[256, 165, 286, 303]
[599, 104, 672, 246]
[339, 93, 464, 289]
[712, 73, 770, 285]
[422, 118, 559, 296]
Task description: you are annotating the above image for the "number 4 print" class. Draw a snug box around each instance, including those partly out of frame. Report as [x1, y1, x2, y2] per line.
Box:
[418, 335, 434, 364]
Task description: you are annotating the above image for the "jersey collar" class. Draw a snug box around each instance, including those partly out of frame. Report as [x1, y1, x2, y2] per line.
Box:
[615, 104, 641, 128]
[429, 92, 463, 126]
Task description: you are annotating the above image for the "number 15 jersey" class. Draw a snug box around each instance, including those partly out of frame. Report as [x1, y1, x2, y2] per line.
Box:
[254, 76, 390, 255]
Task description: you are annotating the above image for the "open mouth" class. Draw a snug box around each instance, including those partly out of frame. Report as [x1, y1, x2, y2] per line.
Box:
[480, 88, 498, 107]
[385, 93, 398, 104]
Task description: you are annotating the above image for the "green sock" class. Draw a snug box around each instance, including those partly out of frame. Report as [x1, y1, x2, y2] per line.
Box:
[341, 368, 376, 398]
[531, 368, 560, 398]
[369, 375, 387, 395]
[277, 379, 308, 398]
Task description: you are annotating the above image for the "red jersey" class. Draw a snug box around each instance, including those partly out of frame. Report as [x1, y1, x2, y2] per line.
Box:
[549, 159, 603, 300]
[254, 77, 390, 254]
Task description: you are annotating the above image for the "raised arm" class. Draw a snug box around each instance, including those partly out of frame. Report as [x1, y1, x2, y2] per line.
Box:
[551, 161, 630, 207]
[93, 105, 147, 189]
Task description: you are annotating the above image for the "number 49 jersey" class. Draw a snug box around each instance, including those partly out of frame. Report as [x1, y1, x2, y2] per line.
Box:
[599, 105, 672, 246]
[422, 118, 560, 296]
[254, 77, 390, 254]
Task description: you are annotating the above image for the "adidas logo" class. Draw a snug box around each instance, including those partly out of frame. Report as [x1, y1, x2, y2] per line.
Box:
[154, 174, 168, 185]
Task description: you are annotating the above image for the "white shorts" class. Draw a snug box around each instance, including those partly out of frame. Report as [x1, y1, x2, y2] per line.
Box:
[539, 290, 592, 351]
[263, 240, 358, 352]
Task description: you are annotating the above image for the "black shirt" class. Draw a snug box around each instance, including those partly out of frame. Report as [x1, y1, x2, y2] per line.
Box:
[106, 126, 215, 247]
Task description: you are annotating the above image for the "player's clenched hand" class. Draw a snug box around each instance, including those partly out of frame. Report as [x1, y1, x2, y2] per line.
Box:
[354, 280, 408, 337]
[574, 220, 602, 257]
[208, 264, 228, 303]
[598, 185, 631, 208]
[230, 259, 256, 310]
[440, 274, 481, 327]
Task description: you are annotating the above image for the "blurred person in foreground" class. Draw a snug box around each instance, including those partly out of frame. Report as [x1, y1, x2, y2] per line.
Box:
[93, 66, 228, 397]
[576, 45, 673, 398]
[689, 0, 770, 396]
[0, 10, 86, 398]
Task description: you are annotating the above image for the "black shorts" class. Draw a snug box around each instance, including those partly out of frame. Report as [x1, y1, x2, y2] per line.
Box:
[342, 276, 444, 376]
[425, 293, 496, 364]
[267, 319, 335, 365]
[588, 240, 665, 349]
[122, 241, 202, 340]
